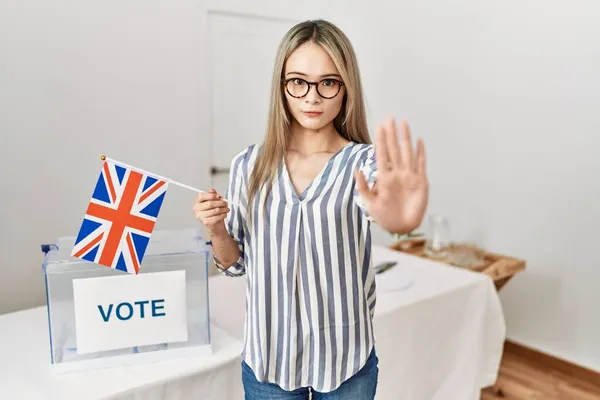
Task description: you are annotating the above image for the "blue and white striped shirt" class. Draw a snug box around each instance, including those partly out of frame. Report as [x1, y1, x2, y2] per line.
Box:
[214, 141, 378, 393]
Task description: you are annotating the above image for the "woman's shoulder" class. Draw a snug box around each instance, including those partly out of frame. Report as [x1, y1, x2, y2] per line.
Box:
[352, 142, 374, 151]
[231, 143, 256, 161]
[229, 144, 261, 173]
[350, 142, 375, 160]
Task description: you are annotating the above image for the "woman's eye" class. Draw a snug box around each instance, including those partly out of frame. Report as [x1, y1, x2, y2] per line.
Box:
[322, 79, 334, 86]
[293, 79, 305, 85]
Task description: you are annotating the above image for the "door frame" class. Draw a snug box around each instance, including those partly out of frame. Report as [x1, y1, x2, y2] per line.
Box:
[203, 9, 300, 188]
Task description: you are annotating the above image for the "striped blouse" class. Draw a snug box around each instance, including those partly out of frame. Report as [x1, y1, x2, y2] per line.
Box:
[214, 141, 378, 393]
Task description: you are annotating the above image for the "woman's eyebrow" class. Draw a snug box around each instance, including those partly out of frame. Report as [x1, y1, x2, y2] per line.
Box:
[285, 71, 342, 78]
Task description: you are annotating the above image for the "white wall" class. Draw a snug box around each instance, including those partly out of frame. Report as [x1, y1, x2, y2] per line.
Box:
[340, 1, 600, 372]
[0, 0, 327, 313]
[1, 0, 211, 313]
[1, 0, 599, 373]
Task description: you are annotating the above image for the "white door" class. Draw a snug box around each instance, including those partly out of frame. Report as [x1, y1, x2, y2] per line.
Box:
[206, 11, 299, 195]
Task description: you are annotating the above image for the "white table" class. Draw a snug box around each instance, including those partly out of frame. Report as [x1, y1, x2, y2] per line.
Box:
[0, 244, 504, 400]
[209, 245, 506, 400]
[0, 307, 244, 400]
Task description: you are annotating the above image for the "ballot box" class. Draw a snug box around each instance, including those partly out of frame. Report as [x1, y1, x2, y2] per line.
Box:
[41, 228, 212, 373]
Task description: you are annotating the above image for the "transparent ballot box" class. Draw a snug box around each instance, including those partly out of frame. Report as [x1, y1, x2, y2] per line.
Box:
[41, 228, 212, 373]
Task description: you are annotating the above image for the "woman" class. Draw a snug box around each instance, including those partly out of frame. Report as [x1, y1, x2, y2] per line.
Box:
[193, 19, 429, 399]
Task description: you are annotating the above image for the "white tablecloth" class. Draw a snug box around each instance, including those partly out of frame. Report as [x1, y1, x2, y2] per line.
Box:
[0, 244, 504, 400]
[0, 308, 244, 400]
[209, 245, 506, 400]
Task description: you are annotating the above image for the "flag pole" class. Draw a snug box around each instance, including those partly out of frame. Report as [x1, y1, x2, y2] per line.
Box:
[100, 155, 234, 205]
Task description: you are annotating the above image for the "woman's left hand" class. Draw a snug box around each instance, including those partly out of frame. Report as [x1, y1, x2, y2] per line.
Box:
[354, 117, 429, 234]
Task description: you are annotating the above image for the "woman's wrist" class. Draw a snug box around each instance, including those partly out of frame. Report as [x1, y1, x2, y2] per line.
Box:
[208, 224, 229, 240]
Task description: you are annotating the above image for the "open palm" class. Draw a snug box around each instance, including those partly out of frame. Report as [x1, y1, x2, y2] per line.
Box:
[355, 117, 429, 234]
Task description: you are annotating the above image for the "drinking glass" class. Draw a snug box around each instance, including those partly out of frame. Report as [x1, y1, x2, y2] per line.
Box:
[424, 215, 451, 260]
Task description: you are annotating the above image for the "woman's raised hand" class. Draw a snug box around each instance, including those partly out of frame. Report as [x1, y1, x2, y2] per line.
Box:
[354, 116, 429, 234]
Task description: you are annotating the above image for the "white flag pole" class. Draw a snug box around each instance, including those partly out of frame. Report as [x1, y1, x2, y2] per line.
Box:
[100, 155, 235, 205]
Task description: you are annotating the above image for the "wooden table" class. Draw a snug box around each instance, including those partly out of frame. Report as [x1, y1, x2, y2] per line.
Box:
[389, 238, 525, 291]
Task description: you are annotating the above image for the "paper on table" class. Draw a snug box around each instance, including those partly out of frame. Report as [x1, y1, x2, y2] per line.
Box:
[376, 274, 414, 291]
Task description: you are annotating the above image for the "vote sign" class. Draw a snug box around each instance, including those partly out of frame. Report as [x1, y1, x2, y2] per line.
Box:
[73, 270, 188, 354]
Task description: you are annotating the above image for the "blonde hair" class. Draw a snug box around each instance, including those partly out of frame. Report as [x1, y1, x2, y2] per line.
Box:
[248, 19, 370, 212]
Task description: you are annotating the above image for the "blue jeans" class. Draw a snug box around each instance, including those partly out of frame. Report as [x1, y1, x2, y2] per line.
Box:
[241, 348, 379, 399]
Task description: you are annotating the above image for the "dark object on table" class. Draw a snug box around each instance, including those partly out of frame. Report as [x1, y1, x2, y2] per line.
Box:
[374, 261, 398, 274]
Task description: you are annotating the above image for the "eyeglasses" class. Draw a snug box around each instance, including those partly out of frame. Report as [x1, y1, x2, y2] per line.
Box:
[281, 77, 344, 99]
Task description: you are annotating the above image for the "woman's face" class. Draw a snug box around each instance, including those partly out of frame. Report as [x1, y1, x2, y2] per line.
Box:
[283, 41, 345, 132]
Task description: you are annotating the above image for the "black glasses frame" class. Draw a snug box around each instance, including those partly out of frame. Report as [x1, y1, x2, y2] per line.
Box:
[281, 77, 345, 99]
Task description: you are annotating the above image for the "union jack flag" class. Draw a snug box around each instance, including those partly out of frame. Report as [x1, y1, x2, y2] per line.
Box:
[71, 160, 168, 274]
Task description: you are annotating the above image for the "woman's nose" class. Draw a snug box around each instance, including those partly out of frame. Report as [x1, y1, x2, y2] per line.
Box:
[304, 85, 321, 103]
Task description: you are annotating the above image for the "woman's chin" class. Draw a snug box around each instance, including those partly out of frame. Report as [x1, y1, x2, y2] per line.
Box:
[296, 115, 332, 131]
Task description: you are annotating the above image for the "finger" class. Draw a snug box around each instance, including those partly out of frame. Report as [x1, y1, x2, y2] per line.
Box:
[416, 138, 426, 176]
[193, 200, 229, 211]
[196, 193, 217, 203]
[399, 120, 414, 170]
[204, 206, 230, 218]
[354, 169, 375, 203]
[196, 191, 221, 203]
[194, 203, 218, 214]
[374, 124, 390, 175]
[208, 188, 224, 199]
[196, 209, 229, 223]
[384, 116, 401, 168]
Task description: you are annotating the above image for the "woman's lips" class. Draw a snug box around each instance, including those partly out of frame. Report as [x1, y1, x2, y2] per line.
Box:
[303, 111, 323, 117]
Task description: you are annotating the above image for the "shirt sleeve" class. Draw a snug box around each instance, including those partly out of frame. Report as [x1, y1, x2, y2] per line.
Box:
[354, 144, 378, 221]
[212, 148, 249, 277]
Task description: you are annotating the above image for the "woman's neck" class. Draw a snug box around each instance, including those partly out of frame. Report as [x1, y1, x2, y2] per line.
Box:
[287, 120, 348, 155]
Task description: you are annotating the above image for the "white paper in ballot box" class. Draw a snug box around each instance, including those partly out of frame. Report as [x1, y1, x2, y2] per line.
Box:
[42, 229, 213, 373]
